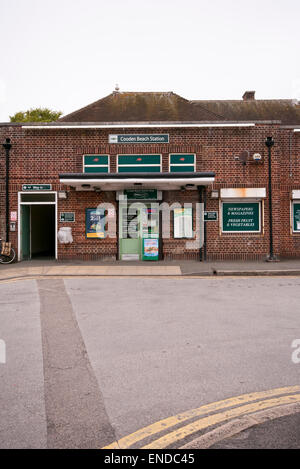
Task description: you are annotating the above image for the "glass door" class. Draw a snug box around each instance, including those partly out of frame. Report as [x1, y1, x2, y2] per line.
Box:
[119, 202, 160, 260]
[119, 203, 142, 260]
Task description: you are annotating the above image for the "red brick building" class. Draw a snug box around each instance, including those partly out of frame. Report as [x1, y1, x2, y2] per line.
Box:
[1, 89, 300, 261]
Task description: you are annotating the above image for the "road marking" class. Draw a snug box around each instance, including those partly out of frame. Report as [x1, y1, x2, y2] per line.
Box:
[102, 385, 300, 449]
[181, 401, 300, 449]
[143, 393, 300, 449]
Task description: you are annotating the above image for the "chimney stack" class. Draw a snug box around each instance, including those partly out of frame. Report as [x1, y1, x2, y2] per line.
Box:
[242, 91, 255, 101]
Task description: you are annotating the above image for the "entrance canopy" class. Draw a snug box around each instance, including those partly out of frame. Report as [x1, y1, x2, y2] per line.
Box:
[59, 172, 215, 191]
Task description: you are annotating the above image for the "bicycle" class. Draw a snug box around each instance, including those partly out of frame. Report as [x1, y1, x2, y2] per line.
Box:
[0, 239, 16, 264]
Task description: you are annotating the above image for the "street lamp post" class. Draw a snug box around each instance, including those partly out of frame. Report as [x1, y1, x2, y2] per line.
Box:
[265, 136, 276, 261]
[2, 138, 12, 242]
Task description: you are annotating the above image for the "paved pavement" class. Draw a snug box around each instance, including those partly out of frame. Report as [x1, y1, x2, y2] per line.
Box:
[2, 258, 300, 281]
[0, 276, 300, 448]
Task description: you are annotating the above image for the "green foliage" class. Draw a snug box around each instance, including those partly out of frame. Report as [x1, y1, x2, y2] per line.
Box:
[10, 108, 62, 122]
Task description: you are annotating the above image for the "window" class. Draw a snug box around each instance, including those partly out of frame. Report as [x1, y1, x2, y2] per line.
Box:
[83, 155, 109, 173]
[292, 201, 300, 233]
[169, 154, 195, 172]
[21, 193, 56, 202]
[117, 154, 161, 173]
[173, 207, 193, 238]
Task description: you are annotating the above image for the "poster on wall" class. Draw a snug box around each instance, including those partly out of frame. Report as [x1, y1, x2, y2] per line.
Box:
[222, 202, 260, 232]
[86, 208, 106, 238]
[173, 207, 193, 238]
[293, 203, 300, 232]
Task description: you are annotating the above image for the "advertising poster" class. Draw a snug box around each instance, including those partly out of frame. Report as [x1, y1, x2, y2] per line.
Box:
[86, 208, 106, 238]
[143, 239, 159, 259]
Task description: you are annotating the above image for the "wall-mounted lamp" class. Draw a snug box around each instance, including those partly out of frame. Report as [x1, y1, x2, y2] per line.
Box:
[210, 189, 219, 199]
[58, 190, 67, 199]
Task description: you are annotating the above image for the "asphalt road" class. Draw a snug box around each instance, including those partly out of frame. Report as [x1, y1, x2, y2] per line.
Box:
[0, 276, 300, 448]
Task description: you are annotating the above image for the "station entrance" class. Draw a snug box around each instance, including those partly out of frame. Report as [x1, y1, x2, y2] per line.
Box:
[119, 202, 160, 261]
[19, 192, 57, 260]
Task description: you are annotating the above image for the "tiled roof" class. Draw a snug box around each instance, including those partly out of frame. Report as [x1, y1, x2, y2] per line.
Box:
[59, 91, 300, 125]
[191, 99, 300, 125]
[59, 92, 225, 122]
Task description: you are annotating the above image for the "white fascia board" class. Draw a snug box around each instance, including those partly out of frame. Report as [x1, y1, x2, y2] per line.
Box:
[294, 129, 300, 132]
[60, 177, 215, 185]
[22, 123, 255, 129]
[221, 188, 266, 199]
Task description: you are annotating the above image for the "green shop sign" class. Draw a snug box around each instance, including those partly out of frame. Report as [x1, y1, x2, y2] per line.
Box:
[109, 134, 169, 144]
[124, 189, 158, 200]
[222, 202, 260, 232]
[22, 184, 52, 191]
[293, 203, 300, 232]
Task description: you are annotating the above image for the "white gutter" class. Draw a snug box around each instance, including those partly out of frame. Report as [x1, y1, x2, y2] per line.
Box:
[23, 123, 255, 129]
[294, 129, 300, 132]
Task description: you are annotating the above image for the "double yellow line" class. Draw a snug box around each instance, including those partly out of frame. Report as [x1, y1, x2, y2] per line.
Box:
[102, 385, 300, 449]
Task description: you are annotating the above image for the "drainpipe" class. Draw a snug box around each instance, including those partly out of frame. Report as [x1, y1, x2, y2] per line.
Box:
[265, 136, 276, 261]
[2, 138, 12, 242]
[203, 186, 207, 261]
[198, 186, 203, 261]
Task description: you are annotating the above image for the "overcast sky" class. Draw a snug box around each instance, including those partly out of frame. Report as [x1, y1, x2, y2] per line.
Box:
[0, 0, 299, 121]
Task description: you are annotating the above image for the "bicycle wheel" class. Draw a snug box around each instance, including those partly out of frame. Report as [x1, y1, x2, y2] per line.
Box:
[0, 248, 16, 264]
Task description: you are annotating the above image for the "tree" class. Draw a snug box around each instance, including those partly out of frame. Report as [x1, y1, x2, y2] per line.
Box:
[10, 108, 62, 122]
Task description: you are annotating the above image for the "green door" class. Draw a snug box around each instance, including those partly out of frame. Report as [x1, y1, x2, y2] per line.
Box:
[119, 205, 141, 260]
[119, 203, 159, 260]
[21, 205, 30, 259]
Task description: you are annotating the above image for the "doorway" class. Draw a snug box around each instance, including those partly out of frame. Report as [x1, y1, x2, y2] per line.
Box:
[19, 192, 57, 260]
[119, 202, 160, 261]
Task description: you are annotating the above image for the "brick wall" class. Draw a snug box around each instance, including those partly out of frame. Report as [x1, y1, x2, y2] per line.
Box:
[0, 124, 300, 261]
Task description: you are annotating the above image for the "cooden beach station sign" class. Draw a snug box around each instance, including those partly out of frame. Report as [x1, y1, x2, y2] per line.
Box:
[109, 134, 169, 144]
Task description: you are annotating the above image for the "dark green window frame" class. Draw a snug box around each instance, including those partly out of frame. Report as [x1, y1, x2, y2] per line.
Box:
[117, 154, 161, 173]
[83, 155, 109, 173]
[169, 154, 195, 173]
